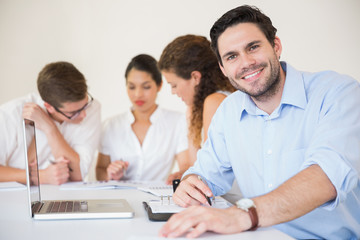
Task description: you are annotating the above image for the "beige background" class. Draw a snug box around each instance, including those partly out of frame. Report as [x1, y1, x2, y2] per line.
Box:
[1, 0, 360, 120]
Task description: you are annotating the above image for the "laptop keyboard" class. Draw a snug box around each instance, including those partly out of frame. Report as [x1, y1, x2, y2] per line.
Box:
[46, 201, 88, 213]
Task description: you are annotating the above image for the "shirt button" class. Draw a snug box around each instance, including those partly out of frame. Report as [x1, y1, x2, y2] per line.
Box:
[267, 149, 272, 155]
[268, 183, 273, 188]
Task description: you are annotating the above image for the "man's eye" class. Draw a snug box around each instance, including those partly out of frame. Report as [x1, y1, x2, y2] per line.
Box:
[171, 85, 176, 89]
[143, 85, 151, 90]
[249, 45, 259, 51]
[128, 86, 135, 90]
[227, 55, 236, 61]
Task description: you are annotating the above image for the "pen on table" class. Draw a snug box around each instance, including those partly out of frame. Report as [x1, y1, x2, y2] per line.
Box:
[198, 175, 212, 206]
[49, 159, 73, 172]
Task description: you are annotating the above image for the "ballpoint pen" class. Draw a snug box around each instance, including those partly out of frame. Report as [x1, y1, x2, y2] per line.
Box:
[198, 175, 212, 206]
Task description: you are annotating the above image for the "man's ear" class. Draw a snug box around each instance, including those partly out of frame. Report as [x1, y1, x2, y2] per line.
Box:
[44, 102, 55, 114]
[190, 71, 202, 86]
[273, 36, 282, 59]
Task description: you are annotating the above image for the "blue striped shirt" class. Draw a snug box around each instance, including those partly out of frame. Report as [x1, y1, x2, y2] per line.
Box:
[185, 62, 360, 239]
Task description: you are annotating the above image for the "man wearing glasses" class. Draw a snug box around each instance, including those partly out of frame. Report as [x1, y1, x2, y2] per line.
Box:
[0, 61, 101, 185]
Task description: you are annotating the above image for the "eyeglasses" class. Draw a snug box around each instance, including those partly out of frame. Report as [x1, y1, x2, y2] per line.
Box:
[54, 94, 94, 120]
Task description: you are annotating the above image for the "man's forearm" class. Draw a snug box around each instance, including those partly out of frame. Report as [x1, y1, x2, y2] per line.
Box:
[254, 164, 336, 227]
[45, 126, 82, 180]
[0, 166, 27, 184]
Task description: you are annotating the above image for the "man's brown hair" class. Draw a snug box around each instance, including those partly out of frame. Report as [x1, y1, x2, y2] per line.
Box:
[210, 5, 277, 66]
[37, 61, 88, 108]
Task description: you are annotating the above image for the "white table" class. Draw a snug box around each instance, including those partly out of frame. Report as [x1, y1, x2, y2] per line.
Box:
[0, 184, 293, 240]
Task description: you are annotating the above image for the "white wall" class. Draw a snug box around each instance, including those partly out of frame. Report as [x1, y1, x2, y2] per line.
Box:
[1, 0, 360, 120]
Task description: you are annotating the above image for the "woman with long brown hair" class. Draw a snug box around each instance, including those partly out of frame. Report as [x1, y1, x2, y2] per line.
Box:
[158, 34, 235, 164]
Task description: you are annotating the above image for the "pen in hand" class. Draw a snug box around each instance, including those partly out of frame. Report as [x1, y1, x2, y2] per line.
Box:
[198, 175, 212, 206]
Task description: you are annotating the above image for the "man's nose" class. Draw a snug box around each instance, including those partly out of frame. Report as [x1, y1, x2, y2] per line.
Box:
[239, 53, 256, 69]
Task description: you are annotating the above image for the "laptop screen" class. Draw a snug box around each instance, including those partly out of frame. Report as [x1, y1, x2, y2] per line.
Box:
[23, 119, 41, 209]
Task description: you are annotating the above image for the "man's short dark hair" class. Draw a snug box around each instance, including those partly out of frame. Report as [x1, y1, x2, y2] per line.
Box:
[210, 5, 277, 66]
[37, 61, 87, 108]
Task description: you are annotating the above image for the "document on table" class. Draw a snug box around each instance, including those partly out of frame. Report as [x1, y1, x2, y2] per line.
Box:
[60, 180, 140, 190]
[143, 196, 232, 221]
[137, 183, 173, 197]
[60, 180, 173, 195]
[0, 181, 26, 191]
[146, 196, 231, 214]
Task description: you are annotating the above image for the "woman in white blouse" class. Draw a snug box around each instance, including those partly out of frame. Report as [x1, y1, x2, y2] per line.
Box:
[96, 54, 189, 183]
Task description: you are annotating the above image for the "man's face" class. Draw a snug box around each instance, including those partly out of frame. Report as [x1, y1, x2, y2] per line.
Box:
[54, 95, 90, 124]
[218, 23, 282, 101]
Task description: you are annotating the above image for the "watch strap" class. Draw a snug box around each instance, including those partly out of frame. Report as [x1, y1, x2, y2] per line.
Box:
[247, 206, 259, 231]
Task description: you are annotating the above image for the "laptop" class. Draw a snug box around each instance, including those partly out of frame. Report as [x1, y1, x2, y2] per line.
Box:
[22, 118, 134, 220]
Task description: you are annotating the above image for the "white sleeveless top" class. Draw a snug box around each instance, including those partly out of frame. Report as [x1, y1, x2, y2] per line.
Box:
[200, 90, 232, 146]
[216, 90, 231, 96]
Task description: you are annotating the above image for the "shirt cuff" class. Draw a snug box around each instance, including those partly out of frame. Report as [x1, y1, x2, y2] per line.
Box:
[301, 158, 357, 210]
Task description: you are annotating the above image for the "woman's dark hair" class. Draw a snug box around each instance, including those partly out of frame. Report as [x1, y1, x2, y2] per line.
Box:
[210, 5, 277, 66]
[125, 54, 162, 86]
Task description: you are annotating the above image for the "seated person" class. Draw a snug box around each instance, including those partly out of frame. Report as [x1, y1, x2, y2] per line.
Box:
[158, 35, 240, 201]
[96, 54, 189, 184]
[158, 34, 235, 164]
[0, 61, 101, 185]
[159, 5, 360, 239]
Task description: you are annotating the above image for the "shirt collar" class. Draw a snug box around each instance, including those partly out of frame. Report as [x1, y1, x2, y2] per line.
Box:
[149, 105, 161, 123]
[125, 105, 161, 124]
[239, 61, 307, 119]
[280, 62, 307, 110]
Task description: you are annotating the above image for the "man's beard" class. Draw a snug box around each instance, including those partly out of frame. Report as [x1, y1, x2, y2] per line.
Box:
[228, 57, 281, 102]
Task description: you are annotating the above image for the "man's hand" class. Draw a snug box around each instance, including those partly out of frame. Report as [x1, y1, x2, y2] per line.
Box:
[159, 205, 250, 238]
[22, 103, 56, 133]
[39, 157, 70, 185]
[172, 174, 213, 207]
[106, 160, 129, 180]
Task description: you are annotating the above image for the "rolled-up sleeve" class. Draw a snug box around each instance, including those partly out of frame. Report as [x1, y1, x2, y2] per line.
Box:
[301, 78, 360, 210]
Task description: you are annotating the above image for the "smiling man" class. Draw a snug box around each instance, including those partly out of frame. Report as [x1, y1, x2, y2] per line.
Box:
[159, 5, 360, 239]
[0, 61, 101, 185]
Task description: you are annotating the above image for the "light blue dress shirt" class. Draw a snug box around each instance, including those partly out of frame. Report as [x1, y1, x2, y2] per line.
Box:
[185, 62, 360, 239]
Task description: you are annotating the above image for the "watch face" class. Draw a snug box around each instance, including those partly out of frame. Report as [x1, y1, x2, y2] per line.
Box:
[237, 198, 254, 209]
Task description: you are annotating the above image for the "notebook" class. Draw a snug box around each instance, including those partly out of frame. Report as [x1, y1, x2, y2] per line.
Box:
[137, 184, 173, 197]
[143, 196, 232, 221]
[22, 118, 134, 220]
